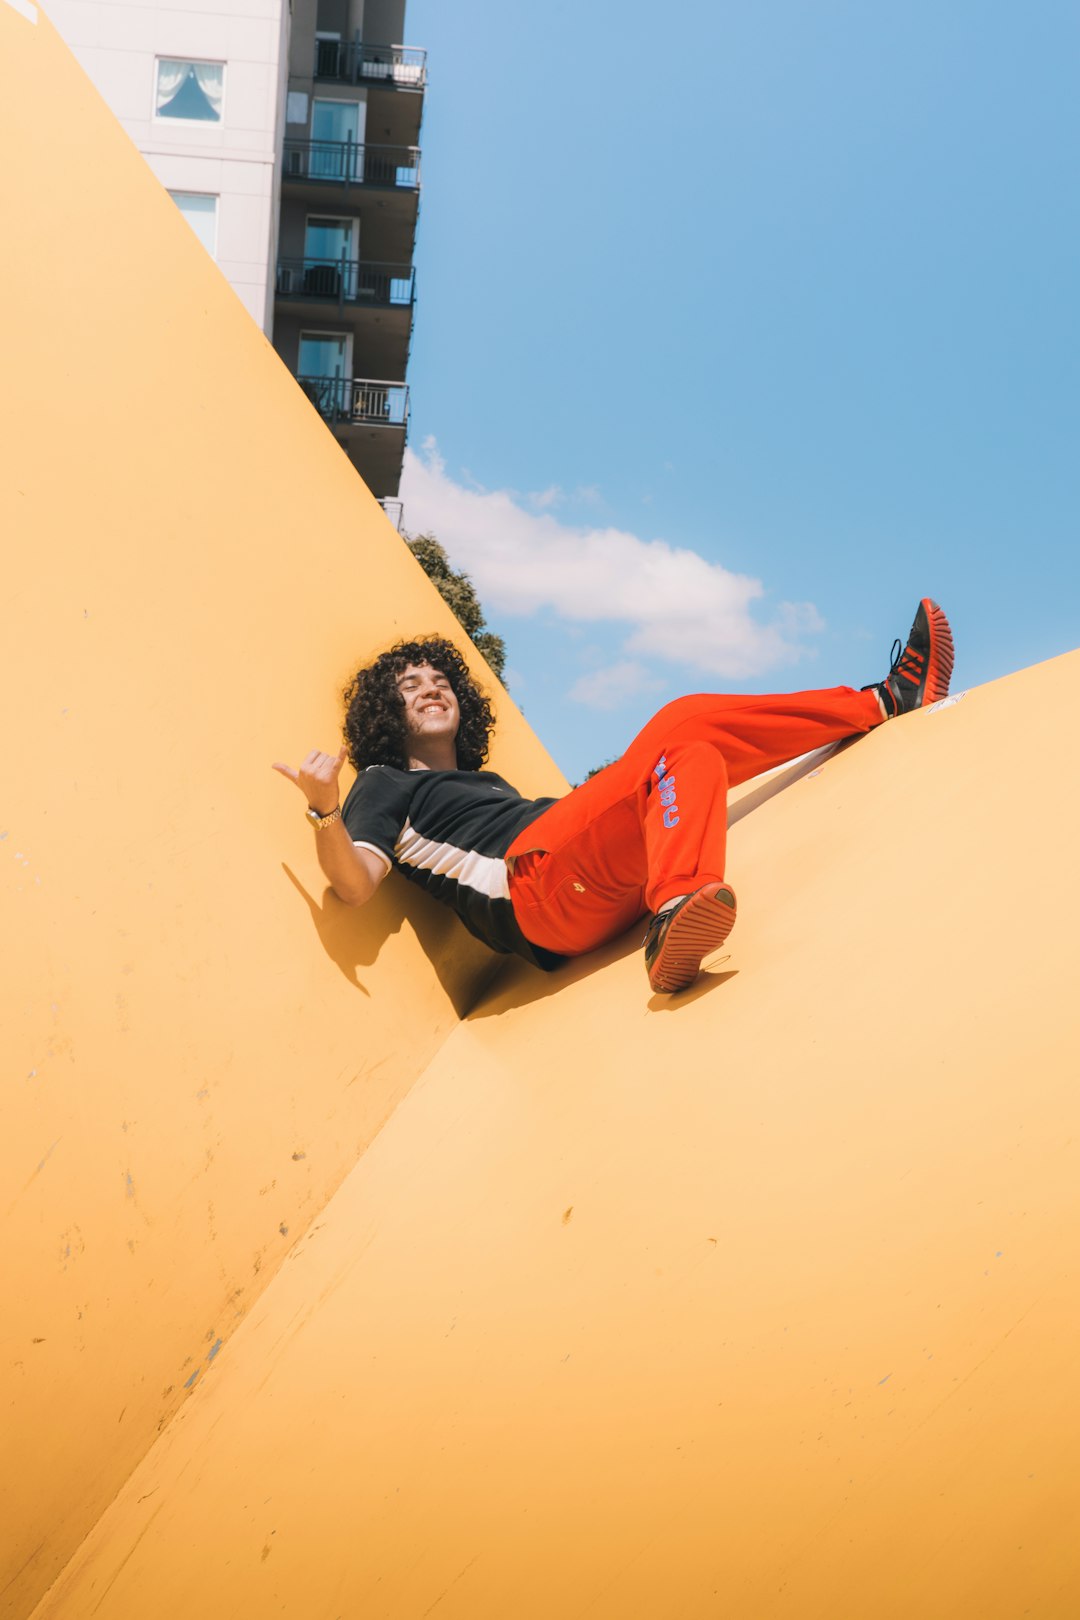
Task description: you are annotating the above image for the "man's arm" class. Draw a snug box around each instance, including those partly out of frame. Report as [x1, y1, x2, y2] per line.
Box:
[272, 746, 389, 907]
[310, 816, 388, 906]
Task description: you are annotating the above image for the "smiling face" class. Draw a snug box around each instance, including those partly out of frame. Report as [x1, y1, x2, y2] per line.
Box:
[396, 662, 461, 749]
[343, 636, 493, 773]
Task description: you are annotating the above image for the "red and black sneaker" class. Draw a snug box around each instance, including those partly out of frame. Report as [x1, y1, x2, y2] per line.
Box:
[644, 882, 737, 994]
[867, 597, 955, 717]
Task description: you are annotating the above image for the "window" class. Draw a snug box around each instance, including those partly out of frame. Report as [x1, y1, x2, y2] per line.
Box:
[299, 332, 349, 379]
[303, 216, 358, 297]
[299, 332, 351, 419]
[311, 99, 361, 180]
[314, 31, 343, 78]
[168, 192, 218, 258]
[155, 59, 224, 123]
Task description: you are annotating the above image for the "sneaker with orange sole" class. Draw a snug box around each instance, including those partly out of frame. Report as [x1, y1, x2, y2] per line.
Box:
[644, 882, 738, 994]
[866, 597, 955, 716]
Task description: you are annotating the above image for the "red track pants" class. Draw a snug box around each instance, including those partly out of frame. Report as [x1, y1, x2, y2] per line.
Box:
[506, 685, 883, 957]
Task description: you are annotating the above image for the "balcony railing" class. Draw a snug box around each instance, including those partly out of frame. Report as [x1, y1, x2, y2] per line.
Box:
[282, 139, 420, 189]
[276, 259, 415, 310]
[314, 41, 427, 88]
[379, 499, 404, 530]
[298, 375, 410, 429]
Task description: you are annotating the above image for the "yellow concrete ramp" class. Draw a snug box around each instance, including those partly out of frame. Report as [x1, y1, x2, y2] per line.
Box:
[0, 9, 562, 1617]
[28, 655, 1080, 1619]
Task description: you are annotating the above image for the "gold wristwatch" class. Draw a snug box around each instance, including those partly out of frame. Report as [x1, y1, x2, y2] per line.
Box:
[305, 805, 342, 830]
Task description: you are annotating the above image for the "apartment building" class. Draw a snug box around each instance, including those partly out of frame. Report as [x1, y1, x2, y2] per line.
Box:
[49, 0, 423, 508]
[275, 0, 424, 509]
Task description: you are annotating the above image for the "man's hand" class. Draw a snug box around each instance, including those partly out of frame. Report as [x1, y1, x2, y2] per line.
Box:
[272, 745, 348, 815]
[272, 743, 385, 905]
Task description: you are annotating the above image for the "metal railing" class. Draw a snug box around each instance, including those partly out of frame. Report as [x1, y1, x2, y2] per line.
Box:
[297, 375, 410, 429]
[379, 499, 405, 530]
[282, 139, 421, 189]
[314, 41, 427, 88]
[276, 258, 415, 309]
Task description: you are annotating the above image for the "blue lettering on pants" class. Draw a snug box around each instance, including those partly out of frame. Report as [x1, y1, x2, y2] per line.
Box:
[654, 753, 680, 828]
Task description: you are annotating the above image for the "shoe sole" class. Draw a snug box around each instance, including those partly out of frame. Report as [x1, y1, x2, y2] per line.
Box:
[648, 883, 738, 994]
[921, 597, 955, 705]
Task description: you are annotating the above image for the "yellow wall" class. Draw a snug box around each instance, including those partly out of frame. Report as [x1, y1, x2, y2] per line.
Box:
[26, 652, 1080, 1619]
[0, 10, 565, 1616]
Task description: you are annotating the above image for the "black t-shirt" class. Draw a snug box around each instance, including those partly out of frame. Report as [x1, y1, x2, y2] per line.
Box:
[341, 765, 567, 970]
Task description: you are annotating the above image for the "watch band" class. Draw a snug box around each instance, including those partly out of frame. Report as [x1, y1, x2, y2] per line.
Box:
[305, 805, 342, 830]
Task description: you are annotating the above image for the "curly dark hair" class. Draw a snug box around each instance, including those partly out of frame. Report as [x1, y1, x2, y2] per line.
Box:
[342, 636, 495, 772]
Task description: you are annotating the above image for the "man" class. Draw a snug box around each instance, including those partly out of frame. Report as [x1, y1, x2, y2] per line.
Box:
[274, 598, 954, 994]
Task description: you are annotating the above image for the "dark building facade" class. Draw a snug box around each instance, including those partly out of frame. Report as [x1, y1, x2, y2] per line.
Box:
[274, 0, 423, 515]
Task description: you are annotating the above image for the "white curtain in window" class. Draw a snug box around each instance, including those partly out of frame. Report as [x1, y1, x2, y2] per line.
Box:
[156, 59, 224, 119]
[155, 60, 187, 110]
[192, 64, 224, 117]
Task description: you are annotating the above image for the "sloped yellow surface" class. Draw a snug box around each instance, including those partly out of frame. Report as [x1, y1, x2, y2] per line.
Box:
[0, 9, 563, 1617]
[27, 657, 1080, 1619]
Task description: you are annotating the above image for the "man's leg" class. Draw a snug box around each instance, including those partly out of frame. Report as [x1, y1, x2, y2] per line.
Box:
[510, 598, 954, 988]
[642, 596, 955, 989]
[507, 683, 882, 957]
[632, 685, 883, 910]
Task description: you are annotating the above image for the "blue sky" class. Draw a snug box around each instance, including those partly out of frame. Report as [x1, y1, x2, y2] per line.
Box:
[399, 0, 1079, 782]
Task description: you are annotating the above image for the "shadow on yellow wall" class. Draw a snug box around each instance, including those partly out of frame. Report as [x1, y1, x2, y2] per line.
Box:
[280, 864, 503, 1015]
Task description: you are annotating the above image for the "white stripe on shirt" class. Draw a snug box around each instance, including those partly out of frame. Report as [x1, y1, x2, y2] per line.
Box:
[394, 817, 511, 900]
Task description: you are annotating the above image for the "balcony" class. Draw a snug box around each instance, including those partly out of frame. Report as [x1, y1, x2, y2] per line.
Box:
[298, 375, 409, 430]
[298, 375, 410, 497]
[314, 41, 427, 89]
[378, 499, 404, 531]
[276, 258, 415, 310]
[282, 139, 420, 191]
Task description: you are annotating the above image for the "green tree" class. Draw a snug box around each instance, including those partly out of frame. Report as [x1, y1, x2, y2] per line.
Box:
[406, 532, 507, 682]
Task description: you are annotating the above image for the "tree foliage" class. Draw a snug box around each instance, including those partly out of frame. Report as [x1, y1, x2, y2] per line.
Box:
[406, 533, 507, 682]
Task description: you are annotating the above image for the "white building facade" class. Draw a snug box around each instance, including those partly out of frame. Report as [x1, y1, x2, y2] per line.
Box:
[50, 0, 422, 502]
[49, 0, 290, 333]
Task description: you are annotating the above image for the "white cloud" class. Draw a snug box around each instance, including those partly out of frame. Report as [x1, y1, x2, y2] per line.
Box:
[399, 442, 824, 681]
[566, 660, 663, 712]
[527, 485, 562, 510]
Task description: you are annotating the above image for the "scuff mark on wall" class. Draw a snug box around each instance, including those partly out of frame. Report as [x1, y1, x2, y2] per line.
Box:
[37, 1139, 61, 1173]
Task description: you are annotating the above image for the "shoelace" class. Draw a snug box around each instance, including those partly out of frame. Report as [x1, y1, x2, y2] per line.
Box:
[889, 636, 926, 687]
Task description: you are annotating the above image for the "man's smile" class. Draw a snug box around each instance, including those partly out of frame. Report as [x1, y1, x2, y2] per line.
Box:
[394, 663, 463, 761]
